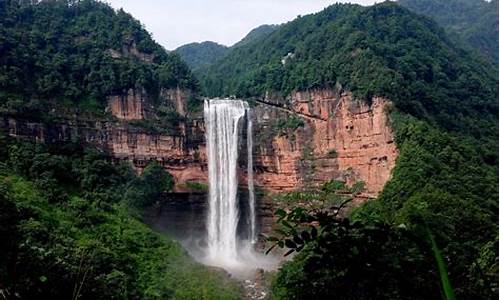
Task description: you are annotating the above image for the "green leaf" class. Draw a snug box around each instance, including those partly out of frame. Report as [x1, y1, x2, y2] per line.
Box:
[265, 244, 277, 255]
[275, 228, 288, 236]
[275, 208, 286, 219]
[311, 226, 318, 239]
[427, 227, 456, 300]
[293, 235, 304, 245]
[285, 239, 297, 249]
[301, 230, 311, 241]
[282, 220, 294, 229]
[267, 236, 280, 242]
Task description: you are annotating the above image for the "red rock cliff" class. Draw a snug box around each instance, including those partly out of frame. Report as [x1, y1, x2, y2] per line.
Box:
[5, 87, 397, 197]
[251, 89, 397, 196]
[107, 88, 151, 120]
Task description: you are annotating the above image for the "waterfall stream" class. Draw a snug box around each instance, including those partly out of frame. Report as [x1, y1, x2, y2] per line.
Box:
[204, 99, 256, 264]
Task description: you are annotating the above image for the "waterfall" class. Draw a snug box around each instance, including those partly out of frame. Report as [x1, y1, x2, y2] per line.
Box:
[204, 99, 256, 263]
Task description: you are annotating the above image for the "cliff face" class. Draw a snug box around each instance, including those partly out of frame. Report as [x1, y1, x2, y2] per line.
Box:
[5, 83, 207, 192]
[252, 89, 397, 196]
[107, 87, 192, 120]
[5, 87, 396, 197]
[107, 88, 151, 120]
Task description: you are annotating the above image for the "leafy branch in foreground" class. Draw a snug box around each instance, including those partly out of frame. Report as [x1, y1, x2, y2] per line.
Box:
[266, 193, 458, 300]
[265, 180, 361, 256]
[264, 197, 352, 257]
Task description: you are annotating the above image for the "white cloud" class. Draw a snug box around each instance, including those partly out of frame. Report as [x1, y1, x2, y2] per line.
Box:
[104, 0, 378, 50]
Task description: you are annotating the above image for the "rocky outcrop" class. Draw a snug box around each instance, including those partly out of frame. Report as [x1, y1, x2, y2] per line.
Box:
[4, 87, 398, 240]
[143, 188, 274, 245]
[107, 88, 151, 120]
[4, 116, 207, 191]
[160, 87, 192, 117]
[106, 87, 192, 120]
[107, 38, 155, 63]
[251, 89, 397, 196]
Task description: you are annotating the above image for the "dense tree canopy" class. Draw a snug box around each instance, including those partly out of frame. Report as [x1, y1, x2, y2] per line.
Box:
[0, 0, 197, 117]
[0, 1, 497, 299]
[197, 3, 497, 136]
[0, 1, 240, 299]
[399, 0, 499, 66]
[231, 24, 280, 48]
[175, 41, 229, 71]
[0, 132, 241, 299]
[175, 24, 279, 72]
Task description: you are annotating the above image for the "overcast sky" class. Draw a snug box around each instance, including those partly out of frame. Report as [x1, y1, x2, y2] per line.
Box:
[105, 0, 378, 50]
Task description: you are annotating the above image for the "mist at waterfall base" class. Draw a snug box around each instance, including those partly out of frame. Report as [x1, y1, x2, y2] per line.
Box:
[182, 99, 279, 278]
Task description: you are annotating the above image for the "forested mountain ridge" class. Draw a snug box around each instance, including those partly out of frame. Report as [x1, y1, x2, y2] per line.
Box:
[399, 0, 499, 66]
[0, 0, 197, 120]
[174, 24, 279, 73]
[231, 24, 280, 48]
[198, 2, 497, 136]
[175, 41, 229, 71]
[0, 0, 498, 299]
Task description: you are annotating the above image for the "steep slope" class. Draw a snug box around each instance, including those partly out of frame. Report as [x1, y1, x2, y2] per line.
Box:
[198, 2, 498, 299]
[399, 0, 499, 66]
[175, 41, 229, 71]
[0, 0, 197, 119]
[232, 24, 280, 48]
[0, 137, 241, 299]
[175, 24, 279, 74]
[1, 0, 207, 190]
[200, 2, 497, 134]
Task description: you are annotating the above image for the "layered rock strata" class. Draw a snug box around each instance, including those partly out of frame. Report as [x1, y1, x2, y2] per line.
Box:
[4, 88, 397, 197]
[251, 89, 397, 196]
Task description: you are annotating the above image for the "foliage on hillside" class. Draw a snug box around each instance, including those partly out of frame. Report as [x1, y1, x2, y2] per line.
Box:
[0, 133, 241, 299]
[198, 3, 497, 136]
[175, 41, 229, 71]
[0, 0, 197, 117]
[399, 0, 499, 66]
[231, 24, 280, 48]
[175, 24, 279, 73]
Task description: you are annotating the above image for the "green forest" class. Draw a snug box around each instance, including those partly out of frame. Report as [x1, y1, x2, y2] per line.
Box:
[399, 0, 499, 66]
[174, 25, 280, 72]
[175, 41, 229, 71]
[0, 0, 498, 299]
[0, 0, 197, 119]
[0, 135, 241, 299]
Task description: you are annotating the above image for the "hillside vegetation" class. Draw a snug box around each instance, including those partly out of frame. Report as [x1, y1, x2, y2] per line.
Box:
[0, 0, 197, 118]
[175, 41, 229, 71]
[0, 0, 498, 299]
[175, 24, 279, 73]
[198, 3, 497, 135]
[399, 0, 499, 66]
[231, 24, 280, 48]
[0, 133, 242, 299]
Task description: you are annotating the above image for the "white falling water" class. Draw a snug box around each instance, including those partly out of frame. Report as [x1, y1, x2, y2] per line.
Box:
[204, 99, 256, 265]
